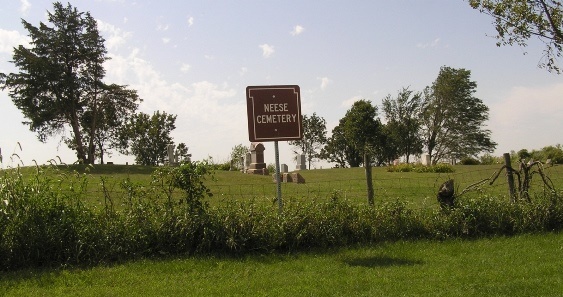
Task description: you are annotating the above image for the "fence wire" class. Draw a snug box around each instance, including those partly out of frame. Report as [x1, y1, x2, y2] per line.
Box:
[55, 165, 563, 210]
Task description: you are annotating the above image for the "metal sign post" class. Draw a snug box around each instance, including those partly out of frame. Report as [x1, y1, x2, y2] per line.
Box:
[274, 141, 282, 213]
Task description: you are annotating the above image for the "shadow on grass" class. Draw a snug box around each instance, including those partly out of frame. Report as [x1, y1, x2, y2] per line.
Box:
[343, 256, 423, 268]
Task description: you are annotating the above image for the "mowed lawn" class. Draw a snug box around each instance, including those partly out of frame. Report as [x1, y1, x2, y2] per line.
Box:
[1, 232, 562, 297]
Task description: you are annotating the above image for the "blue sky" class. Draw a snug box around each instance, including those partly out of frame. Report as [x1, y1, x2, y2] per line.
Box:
[1, 0, 562, 168]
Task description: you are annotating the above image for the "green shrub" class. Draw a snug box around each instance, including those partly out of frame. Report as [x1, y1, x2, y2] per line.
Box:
[387, 163, 454, 173]
[1, 162, 562, 271]
[479, 153, 502, 165]
[460, 157, 480, 165]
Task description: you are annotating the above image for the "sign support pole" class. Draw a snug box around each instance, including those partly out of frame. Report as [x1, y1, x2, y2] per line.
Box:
[274, 140, 283, 213]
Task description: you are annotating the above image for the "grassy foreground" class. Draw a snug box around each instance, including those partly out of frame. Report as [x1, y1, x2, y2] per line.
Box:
[1, 232, 561, 296]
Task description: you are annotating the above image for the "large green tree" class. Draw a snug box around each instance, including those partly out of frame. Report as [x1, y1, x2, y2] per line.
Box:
[289, 113, 327, 169]
[119, 111, 177, 166]
[382, 87, 423, 163]
[469, 0, 563, 73]
[321, 123, 362, 168]
[175, 142, 191, 163]
[421, 66, 497, 164]
[229, 143, 248, 170]
[78, 84, 140, 164]
[0, 2, 140, 164]
[340, 100, 383, 205]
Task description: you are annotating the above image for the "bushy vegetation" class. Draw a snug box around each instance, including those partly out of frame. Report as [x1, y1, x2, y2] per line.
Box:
[1, 162, 562, 271]
[513, 145, 563, 164]
[386, 163, 455, 173]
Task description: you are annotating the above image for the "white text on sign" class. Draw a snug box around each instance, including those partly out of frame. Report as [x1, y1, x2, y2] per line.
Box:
[257, 103, 297, 124]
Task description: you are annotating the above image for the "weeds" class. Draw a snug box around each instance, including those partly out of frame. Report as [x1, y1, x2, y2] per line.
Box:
[0, 160, 562, 271]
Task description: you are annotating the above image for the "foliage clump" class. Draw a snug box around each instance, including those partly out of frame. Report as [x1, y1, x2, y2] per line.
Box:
[387, 163, 455, 173]
[1, 163, 562, 271]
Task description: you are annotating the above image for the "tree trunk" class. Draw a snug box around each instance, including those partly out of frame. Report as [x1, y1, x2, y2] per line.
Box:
[364, 152, 374, 205]
[98, 140, 104, 164]
[70, 112, 87, 163]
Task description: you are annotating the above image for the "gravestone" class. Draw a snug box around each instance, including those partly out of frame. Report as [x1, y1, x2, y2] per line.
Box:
[271, 172, 305, 183]
[291, 172, 305, 183]
[247, 142, 268, 175]
[421, 154, 431, 166]
[243, 152, 251, 173]
[167, 144, 178, 166]
[296, 154, 306, 170]
[280, 163, 288, 173]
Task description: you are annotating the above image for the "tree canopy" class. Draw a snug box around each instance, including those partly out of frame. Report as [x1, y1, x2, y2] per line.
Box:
[230, 144, 248, 170]
[119, 111, 177, 166]
[382, 87, 423, 163]
[321, 122, 362, 168]
[469, 0, 563, 73]
[421, 66, 496, 164]
[289, 113, 327, 169]
[340, 100, 382, 205]
[0, 2, 140, 163]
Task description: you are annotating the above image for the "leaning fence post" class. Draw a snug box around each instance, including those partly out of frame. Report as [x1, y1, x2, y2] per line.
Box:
[503, 153, 517, 202]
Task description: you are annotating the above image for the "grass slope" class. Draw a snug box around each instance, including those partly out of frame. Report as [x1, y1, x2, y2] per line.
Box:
[1, 232, 561, 296]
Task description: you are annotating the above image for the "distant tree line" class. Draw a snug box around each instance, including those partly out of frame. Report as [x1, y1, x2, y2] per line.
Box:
[292, 66, 497, 171]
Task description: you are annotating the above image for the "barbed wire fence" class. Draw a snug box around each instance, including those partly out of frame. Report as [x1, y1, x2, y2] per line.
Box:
[30, 163, 562, 211]
[209, 164, 562, 210]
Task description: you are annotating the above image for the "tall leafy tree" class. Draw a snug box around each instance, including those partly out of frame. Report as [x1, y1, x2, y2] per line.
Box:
[79, 84, 140, 164]
[382, 87, 423, 163]
[469, 0, 563, 73]
[0, 2, 140, 163]
[320, 123, 362, 168]
[340, 100, 383, 205]
[230, 143, 248, 170]
[119, 111, 177, 166]
[421, 66, 497, 164]
[374, 123, 399, 166]
[175, 142, 191, 163]
[289, 113, 327, 169]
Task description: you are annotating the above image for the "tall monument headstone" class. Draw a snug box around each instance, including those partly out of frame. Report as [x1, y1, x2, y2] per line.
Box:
[296, 154, 306, 170]
[247, 143, 268, 175]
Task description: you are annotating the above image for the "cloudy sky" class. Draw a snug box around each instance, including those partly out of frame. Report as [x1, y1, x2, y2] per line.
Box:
[1, 0, 562, 168]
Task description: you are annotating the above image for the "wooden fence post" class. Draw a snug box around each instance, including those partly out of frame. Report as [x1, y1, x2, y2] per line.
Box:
[503, 153, 517, 202]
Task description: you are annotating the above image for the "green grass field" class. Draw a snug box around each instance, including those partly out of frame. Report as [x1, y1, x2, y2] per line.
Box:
[1, 232, 561, 296]
[47, 163, 563, 209]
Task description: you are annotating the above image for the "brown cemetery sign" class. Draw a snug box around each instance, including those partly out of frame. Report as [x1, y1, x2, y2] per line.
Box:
[246, 85, 303, 142]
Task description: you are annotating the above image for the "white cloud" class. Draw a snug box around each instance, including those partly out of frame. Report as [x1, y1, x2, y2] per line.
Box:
[291, 25, 304, 36]
[162, 38, 171, 44]
[341, 95, 363, 108]
[204, 54, 214, 60]
[318, 77, 331, 90]
[489, 83, 563, 154]
[97, 20, 131, 51]
[416, 38, 441, 49]
[19, 0, 31, 14]
[103, 48, 243, 162]
[259, 44, 275, 58]
[180, 63, 191, 73]
[157, 24, 170, 31]
[188, 16, 194, 27]
[239, 67, 248, 76]
[0, 29, 30, 54]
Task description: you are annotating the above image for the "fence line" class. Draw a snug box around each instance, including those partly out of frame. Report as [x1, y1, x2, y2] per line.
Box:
[49, 165, 562, 210]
